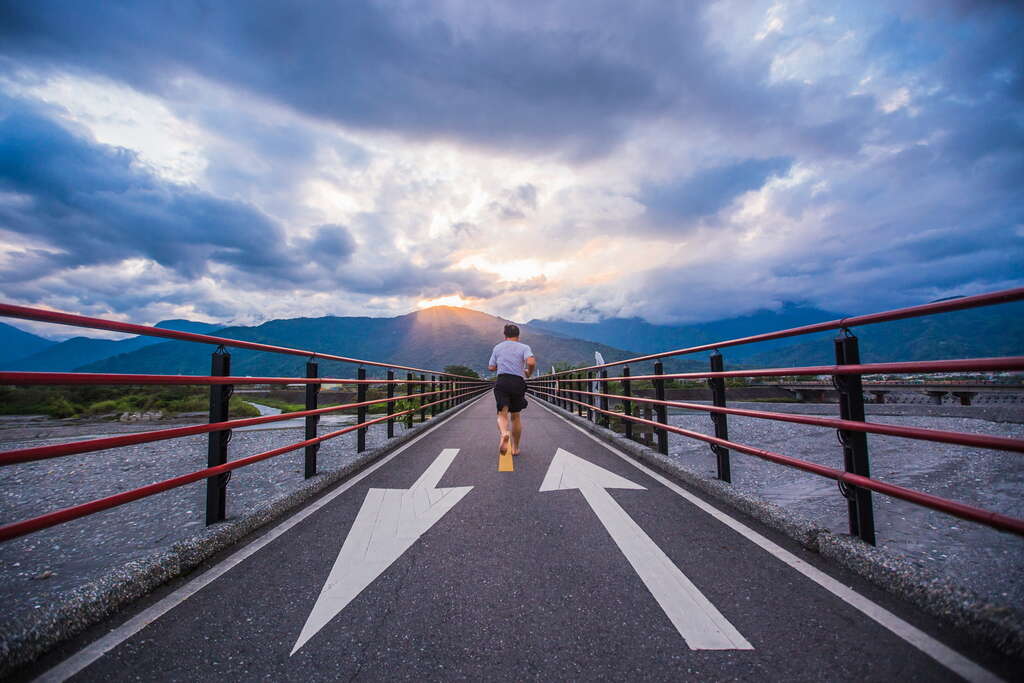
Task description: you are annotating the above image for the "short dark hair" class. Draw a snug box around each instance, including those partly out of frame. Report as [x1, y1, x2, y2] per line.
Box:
[503, 323, 520, 338]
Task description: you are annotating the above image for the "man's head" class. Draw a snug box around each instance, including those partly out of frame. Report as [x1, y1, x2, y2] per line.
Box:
[503, 323, 520, 340]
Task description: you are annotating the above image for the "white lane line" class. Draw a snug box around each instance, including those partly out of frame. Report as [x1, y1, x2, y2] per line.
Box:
[291, 448, 472, 654]
[534, 400, 1000, 683]
[34, 397, 485, 683]
[541, 448, 751, 650]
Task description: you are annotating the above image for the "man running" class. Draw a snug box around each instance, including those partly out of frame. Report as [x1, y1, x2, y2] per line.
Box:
[488, 323, 536, 457]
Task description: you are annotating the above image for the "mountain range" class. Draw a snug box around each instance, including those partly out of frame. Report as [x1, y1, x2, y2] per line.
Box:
[0, 322, 57, 365]
[78, 307, 660, 378]
[1, 298, 1020, 378]
[530, 300, 1024, 369]
[1, 320, 225, 371]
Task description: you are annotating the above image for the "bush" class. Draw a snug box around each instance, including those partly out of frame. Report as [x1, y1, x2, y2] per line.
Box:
[46, 395, 79, 419]
[444, 364, 480, 379]
[230, 397, 261, 418]
[81, 399, 129, 416]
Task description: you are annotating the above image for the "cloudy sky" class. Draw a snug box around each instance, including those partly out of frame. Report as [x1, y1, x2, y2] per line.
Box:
[0, 0, 1021, 337]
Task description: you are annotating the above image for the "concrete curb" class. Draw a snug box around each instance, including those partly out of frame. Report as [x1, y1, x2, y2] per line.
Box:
[0, 397, 482, 677]
[537, 399, 1024, 660]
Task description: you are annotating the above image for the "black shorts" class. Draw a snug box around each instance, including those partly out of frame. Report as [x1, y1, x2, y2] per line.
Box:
[494, 374, 528, 413]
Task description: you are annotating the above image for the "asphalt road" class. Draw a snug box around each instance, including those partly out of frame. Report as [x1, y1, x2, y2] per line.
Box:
[24, 396, 1018, 681]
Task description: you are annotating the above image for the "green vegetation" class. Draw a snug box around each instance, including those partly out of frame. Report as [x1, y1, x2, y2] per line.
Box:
[0, 385, 259, 419]
[443, 364, 479, 379]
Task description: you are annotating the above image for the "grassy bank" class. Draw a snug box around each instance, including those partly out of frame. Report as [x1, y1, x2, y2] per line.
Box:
[0, 385, 259, 419]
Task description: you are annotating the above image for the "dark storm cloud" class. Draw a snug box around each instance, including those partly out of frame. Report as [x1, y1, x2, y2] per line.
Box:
[639, 157, 792, 227]
[0, 0, 877, 161]
[0, 96, 526, 314]
[303, 225, 357, 268]
[0, 96, 292, 278]
[0, 0, 662, 158]
[0, 95, 523, 307]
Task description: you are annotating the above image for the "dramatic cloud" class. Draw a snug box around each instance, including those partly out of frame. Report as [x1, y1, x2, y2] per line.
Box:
[640, 157, 793, 228]
[0, 0, 1021, 333]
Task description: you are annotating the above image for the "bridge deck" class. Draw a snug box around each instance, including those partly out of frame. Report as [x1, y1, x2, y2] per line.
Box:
[26, 397, 1010, 681]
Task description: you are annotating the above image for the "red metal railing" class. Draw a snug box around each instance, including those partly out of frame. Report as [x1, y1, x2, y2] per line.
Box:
[529, 287, 1024, 542]
[0, 305, 490, 542]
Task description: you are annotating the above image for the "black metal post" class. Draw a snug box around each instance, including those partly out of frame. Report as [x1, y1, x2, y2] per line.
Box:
[621, 366, 633, 441]
[577, 373, 585, 417]
[585, 372, 594, 421]
[304, 359, 320, 478]
[653, 361, 668, 455]
[419, 374, 427, 422]
[206, 347, 232, 525]
[431, 375, 438, 417]
[834, 331, 876, 545]
[403, 374, 411, 428]
[386, 370, 395, 438]
[708, 351, 731, 483]
[405, 372, 414, 428]
[598, 369, 609, 427]
[356, 367, 367, 452]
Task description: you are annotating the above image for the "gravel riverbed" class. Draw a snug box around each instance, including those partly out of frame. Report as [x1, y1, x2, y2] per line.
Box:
[661, 404, 1024, 610]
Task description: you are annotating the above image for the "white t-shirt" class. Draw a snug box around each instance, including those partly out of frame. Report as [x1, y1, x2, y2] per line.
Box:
[489, 340, 534, 377]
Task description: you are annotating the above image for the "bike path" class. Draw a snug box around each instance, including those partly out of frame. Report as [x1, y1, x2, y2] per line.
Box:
[33, 396, 1007, 681]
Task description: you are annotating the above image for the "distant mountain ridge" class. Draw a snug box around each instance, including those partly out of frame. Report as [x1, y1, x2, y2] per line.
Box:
[4, 319, 225, 372]
[528, 303, 840, 361]
[82, 307, 685, 378]
[0, 322, 56, 366]
[530, 299, 1024, 368]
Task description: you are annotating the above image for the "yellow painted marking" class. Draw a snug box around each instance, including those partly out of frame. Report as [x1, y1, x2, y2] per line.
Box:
[498, 449, 514, 472]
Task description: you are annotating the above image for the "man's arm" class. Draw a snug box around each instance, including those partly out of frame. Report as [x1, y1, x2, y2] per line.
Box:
[525, 355, 536, 378]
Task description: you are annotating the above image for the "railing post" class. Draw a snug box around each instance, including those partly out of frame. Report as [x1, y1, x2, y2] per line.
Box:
[419, 374, 427, 422]
[206, 347, 231, 525]
[431, 375, 438, 417]
[598, 369, 609, 427]
[386, 370, 395, 438]
[356, 367, 367, 452]
[586, 372, 594, 421]
[709, 351, 731, 483]
[653, 361, 668, 455]
[621, 366, 633, 441]
[405, 372, 414, 428]
[304, 358, 320, 478]
[834, 331, 876, 545]
[576, 372, 584, 417]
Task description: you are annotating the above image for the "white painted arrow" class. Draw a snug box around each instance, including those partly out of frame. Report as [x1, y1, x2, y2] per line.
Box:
[540, 448, 752, 650]
[292, 448, 472, 654]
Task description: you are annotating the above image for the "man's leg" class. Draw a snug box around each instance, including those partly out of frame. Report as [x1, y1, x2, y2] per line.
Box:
[497, 407, 511, 454]
[510, 412, 522, 455]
